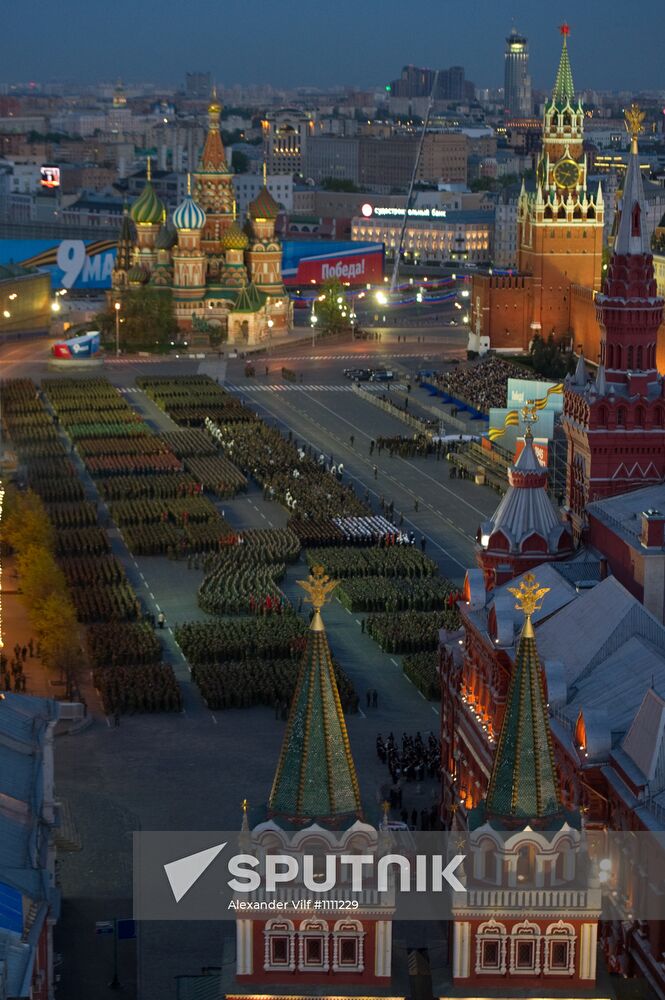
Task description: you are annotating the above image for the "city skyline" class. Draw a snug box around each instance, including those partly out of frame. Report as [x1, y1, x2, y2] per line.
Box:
[3, 0, 665, 92]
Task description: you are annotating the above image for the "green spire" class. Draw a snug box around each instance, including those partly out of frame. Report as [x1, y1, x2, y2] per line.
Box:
[485, 574, 561, 822]
[268, 567, 363, 825]
[552, 25, 575, 108]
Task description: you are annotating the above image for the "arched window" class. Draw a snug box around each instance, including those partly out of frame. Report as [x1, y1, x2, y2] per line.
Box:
[544, 920, 575, 975]
[558, 205, 566, 220]
[510, 920, 541, 974]
[606, 344, 613, 368]
[627, 346, 634, 369]
[298, 919, 329, 971]
[597, 406, 608, 427]
[516, 844, 536, 883]
[587, 206, 595, 219]
[617, 407, 626, 427]
[655, 407, 664, 428]
[475, 919, 507, 975]
[636, 346, 643, 370]
[616, 345, 622, 369]
[635, 406, 645, 427]
[544, 205, 553, 220]
[332, 919, 365, 972]
[264, 919, 295, 972]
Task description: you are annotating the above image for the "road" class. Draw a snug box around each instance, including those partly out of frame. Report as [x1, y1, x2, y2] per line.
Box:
[0, 329, 502, 998]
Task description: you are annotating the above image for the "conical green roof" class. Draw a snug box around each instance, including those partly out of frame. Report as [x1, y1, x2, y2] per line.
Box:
[551, 32, 575, 108]
[269, 605, 362, 826]
[485, 576, 561, 822]
[233, 282, 265, 312]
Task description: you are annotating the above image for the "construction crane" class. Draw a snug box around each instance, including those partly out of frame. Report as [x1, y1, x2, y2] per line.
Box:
[389, 69, 439, 295]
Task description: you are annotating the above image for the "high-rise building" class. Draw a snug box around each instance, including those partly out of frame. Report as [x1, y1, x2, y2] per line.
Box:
[504, 28, 532, 117]
[263, 110, 313, 176]
[185, 71, 212, 99]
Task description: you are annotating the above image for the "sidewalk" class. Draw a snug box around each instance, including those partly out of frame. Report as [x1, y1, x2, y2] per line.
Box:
[2, 554, 98, 723]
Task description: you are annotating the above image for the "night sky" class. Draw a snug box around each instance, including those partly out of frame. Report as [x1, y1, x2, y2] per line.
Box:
[4, 0, 664, 91]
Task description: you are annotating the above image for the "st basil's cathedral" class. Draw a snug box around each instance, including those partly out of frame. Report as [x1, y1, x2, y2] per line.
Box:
[112, 92, 292, 345]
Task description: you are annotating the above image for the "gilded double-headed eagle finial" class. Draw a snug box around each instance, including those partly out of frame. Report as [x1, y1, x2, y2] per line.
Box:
[297, 564, 338, 612]
[521, 401, 539, 437]
[508, 573, 550, 618]
[624, 103, 645, 141]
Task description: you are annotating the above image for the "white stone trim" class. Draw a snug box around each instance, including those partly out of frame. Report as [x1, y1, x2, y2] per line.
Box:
[543, 919, 576, 975]
[236, 919, 253, 975]
[331, 919, 365, 973]
[475, 919, 507, 975]
[453, 921, 471, 979]
[375, 920, 392, 978]
[298, 918, 329, 972]
[509, 919, 541, 975]
[263, 918, 295, 973]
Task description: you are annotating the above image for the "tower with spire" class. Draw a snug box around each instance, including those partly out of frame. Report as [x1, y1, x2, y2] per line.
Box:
[234, 566, 393, 986]
[451, 574, 601, 991]
[563, 104, 665, 537]
[477, 404, 573, 588]
[469, 26, 605, 354]
[193, 88, 235, 250]
[518, 23, 604, 337]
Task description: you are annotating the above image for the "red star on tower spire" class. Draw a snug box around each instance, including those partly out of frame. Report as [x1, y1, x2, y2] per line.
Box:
[559, 22, 570, 36]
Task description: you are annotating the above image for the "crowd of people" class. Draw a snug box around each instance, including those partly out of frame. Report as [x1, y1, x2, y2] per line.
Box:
[2, 378, 184, 716]
[191, 658, 358, 713]
[367, 609, 460, 654]
[432, 356, 549, 414]
[378, 731, 441, 784]
[374, 434, 442, 459]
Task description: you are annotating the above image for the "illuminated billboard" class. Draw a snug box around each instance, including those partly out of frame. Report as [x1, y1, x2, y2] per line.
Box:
[40, 165, 60, 189]
[506, 377, 564, 412]
[0, 239, 116, 290]
[282, 240, 384, 287]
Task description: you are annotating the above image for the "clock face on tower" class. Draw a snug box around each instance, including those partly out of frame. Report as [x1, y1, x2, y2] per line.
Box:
[553, 157, 580, 189]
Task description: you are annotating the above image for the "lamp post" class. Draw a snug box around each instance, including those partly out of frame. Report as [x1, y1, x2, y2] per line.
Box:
[266, 317, 274, 353]
[310, 308, 318, 348]
[114, 301, 121, 357]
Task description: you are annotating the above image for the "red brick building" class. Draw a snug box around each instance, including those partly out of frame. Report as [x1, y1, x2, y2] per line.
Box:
[562, 119, 665, 537]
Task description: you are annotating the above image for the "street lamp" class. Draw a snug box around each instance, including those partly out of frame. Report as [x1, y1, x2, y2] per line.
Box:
[310, 310, 318, 348]
[51, 300, 61, 313]
[114, 301, 121, 357]
[375, 291, 387, 305]
[266, 317, 274, 352]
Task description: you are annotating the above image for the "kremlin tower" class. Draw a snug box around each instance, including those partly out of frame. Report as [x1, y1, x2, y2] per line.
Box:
[563, 105, 665, 537]
[469, 26, 604, 353]
[477, 408, 573, 588]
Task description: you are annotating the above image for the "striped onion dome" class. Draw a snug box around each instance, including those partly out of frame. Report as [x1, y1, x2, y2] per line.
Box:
[220, 223, 249, 251]
[127, 263, 149, 284]
[173, 193, 206, 231]
[129, 181, 164, 226]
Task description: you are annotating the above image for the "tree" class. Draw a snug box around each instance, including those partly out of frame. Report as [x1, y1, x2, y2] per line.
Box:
[315, 279, 349, 333]
[321, 177, 359, 193]
[97, 287, 178, 351]
[529, 333, 574, 378]
[231, 150, 250, 174]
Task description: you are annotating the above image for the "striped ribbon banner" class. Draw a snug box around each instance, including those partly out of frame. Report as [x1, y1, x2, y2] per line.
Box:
[488, 409, 520, 441]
